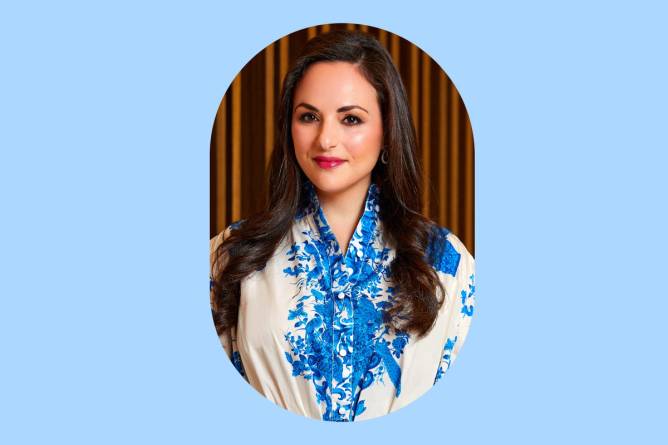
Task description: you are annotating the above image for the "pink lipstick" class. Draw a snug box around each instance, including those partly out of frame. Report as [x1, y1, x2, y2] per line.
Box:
[314, 156, 346, 169]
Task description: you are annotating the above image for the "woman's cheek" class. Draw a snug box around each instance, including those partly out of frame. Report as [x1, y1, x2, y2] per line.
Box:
[345, 130, 381, 159]
[291, 126, 307, 157]
[342, 132, 364, 154]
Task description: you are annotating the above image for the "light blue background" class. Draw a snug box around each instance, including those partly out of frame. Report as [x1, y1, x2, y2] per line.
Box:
[2, 1, 667, 443]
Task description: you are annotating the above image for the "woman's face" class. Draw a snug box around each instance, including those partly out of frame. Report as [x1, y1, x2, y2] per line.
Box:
[291, 61, 383, 197]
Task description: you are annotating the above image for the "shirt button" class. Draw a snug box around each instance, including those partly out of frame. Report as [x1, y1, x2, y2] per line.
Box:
[338, 407, 346, 415]
[339, 349, 347, 357]
[337, 292, 345, 300]
[357, 250, 364, 258]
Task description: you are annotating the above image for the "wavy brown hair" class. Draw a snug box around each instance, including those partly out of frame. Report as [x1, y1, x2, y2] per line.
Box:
[211, 30, 447, 338]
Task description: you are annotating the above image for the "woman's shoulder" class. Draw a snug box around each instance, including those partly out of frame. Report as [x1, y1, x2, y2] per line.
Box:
[425, 223, 474, 278]
[210, 219, 246, 252]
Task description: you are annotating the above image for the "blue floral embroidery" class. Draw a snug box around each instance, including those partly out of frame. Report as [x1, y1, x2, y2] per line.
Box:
[282, 180, 409, 422]
[231, 351, 246, 378]
[461, 274, 475, 316]
[433, 275, 475, 385]
[433, 336, 458, 384]
[426, 225, 461, 276]
[229, 219, 245, 231]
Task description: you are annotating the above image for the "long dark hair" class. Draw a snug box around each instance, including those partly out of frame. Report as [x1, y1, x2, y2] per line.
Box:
[211, 30, 446, 338]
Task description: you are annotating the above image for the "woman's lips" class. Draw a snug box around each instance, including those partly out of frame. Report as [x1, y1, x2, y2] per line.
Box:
[314, 157, 346, 169]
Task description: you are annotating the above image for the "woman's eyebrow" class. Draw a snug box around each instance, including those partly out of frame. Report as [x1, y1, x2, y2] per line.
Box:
[337, 105, 368, 114]
[294, 102, 369, 114]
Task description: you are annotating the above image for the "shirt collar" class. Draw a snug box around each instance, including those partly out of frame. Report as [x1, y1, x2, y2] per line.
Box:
[298, 179, 381, 256]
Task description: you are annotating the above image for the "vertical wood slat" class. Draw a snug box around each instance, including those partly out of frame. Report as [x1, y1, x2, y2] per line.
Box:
[421, 52, 431, 218]
[390, 34, 400, 67]
[231, 75, 242, 222]
[279, 36, 289, 91]
[438, 72, 447, 225]
[216, 96, 227, 231]
[464, 115, 474, 252]
[265, 43, 275, 169]
[378, 29, 387, 48]
[448, 82, 460, 236]
[410, 45, 419, 131]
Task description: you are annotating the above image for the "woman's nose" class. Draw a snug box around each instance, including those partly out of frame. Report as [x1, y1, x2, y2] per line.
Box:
[317, 118, 339, 150]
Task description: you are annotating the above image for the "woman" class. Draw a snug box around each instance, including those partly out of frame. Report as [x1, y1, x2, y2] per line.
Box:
[210, 30, 475, 422]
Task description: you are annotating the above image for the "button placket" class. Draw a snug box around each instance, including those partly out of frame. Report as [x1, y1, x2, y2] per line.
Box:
[332, 253, 354, 421]
[304, 180, 382, 421]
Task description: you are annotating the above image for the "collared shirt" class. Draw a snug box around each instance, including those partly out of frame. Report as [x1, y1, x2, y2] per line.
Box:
[209, 180, 476, 422]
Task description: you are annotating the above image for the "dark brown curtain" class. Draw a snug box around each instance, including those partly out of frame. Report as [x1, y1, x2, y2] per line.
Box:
[211, 23, 475, 256]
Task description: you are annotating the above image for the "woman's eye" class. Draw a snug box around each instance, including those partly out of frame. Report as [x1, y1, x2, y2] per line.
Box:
[299, 112, 318, 123]
[343, 115, 362, 125]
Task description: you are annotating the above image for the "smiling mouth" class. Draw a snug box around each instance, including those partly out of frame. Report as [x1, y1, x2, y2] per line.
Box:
[314, 157, 346, 169]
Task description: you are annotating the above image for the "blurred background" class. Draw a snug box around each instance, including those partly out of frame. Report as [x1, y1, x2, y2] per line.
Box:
[210, 23, 475, 255]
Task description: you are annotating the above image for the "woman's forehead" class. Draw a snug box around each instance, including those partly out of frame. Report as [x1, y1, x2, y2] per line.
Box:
[293, 61, 379, 111]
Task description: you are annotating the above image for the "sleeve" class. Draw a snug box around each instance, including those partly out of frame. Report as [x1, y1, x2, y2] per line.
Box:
[210, 223, 248, 380]
[433, 234, 476, 384]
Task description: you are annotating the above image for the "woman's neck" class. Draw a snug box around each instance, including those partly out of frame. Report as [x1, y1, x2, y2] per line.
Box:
[317, 176, 371, 255]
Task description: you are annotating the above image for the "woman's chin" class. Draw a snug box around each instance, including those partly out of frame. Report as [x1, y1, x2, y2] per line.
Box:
[307, 174, 371, 198]
[311, 181, 346, 195]
[307, 175, 351, 195]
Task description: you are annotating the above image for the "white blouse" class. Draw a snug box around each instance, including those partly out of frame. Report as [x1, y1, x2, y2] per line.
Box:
[210, 180, 475, 422]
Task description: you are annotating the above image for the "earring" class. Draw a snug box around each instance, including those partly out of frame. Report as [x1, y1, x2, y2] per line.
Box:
[380, 149, 389, 165]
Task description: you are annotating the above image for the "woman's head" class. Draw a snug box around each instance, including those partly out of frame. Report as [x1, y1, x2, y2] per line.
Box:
[291, 60, 383, 198]
[270, 30, 422, 216]
[213, 30, 446, 338]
